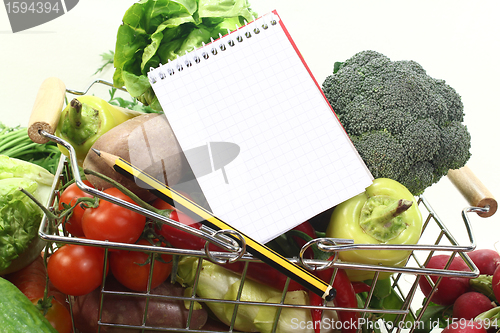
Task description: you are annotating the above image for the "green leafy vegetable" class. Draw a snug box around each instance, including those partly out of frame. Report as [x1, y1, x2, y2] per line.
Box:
[0, 155, 54, 272]
[106, 87, 158, 114]
[0, 123, 61, 174]
[94, 50, 115, 74]
[113, 0, 257, 111]
[92, 52, 161, 114]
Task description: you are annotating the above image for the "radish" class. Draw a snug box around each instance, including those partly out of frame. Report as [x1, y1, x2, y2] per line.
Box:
[493, 265, 500, 302]
[453, 292, 495, 320]
[467, 249, 500, 275]
[442, 320, 488, 333]
[419, 254, 472, 305]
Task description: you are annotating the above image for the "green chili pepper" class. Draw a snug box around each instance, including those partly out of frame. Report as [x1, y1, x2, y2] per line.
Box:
[55, 96, 141, 166]
[326, 178, 423, 281]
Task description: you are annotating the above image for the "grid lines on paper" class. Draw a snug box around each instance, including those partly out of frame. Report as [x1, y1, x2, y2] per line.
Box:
[150, 14, 373, 243]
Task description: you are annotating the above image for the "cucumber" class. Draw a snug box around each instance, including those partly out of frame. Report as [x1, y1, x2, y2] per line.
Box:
[0, 277, 57, 332]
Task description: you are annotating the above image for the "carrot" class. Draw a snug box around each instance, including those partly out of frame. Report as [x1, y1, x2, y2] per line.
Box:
[6, 254, 73, 333]
[7, 255, 67, 306]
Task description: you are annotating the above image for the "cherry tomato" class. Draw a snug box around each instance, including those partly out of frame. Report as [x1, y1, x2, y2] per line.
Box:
[109, 240, 173, 292]
[47, 244, 107, 296]
[32, 298, 72, 333]
[58, 180, 94, 237]
[82, 187, 146, 244]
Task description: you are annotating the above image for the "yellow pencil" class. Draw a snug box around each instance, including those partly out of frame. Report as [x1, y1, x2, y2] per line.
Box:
[92, 149, 336, 301]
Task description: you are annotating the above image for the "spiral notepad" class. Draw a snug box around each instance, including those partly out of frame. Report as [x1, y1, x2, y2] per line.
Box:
[147, 10, 373, 243]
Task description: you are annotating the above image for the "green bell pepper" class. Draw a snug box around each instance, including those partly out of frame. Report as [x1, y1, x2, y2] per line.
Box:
[326, 178, 423, 281]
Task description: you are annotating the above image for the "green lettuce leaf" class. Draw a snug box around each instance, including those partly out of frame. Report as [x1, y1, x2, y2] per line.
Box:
[197, 0, 256, 21]
[0, 178, 43, 271]
[0, 155, 54, 203]
[113, 0, 257, 111]
[0, 156, 54, 271]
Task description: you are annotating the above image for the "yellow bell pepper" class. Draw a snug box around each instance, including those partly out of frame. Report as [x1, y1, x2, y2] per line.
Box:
[326, 178, 423, 281]
[55, 96, 141, 166]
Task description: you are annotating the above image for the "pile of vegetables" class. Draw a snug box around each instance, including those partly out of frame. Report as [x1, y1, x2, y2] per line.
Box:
[41, 157, 431, 333]
[0, 74, 487, 333]
[0, 93, 491, 333]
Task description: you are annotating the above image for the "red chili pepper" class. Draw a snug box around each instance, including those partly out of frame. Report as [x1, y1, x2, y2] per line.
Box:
[352, 281, 372, 294]
[309, 290, 324, 333]
[155, 208, 219, 251]
[291, 221, 325, 333]
[291, 221, 360, 333]
[315, 263, 360, 333]
[291, 220, 317, 258]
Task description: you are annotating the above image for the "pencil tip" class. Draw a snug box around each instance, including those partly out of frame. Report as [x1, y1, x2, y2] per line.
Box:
[91, 148, 101, 156]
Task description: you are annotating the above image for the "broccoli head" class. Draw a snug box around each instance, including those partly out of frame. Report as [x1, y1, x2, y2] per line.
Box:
[322, 50, 471, 195]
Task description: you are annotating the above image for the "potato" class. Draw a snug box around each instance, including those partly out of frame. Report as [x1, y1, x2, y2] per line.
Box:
[72, 276, 208, 333]
[83, 113, 187, 202]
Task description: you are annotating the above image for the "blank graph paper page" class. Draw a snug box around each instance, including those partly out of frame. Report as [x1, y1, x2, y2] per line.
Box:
[148, 10, 373, 243]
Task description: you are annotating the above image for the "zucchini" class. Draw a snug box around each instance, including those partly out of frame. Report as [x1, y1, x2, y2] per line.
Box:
[0, 277, 57, 332]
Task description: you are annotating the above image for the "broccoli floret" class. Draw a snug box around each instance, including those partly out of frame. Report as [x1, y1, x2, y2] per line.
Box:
[323, 50, 471, 195]
[351, 130, 408, 181]
[433, 121, 472, 176]
[397, 118, 442, 164]
[397, 161, 436, 196]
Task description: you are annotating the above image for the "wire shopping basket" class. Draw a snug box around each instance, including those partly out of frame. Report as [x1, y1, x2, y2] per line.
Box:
[28, 78, 497, 333]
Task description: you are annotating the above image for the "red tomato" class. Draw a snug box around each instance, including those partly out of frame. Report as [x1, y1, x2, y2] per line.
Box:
[109, 240, 173, 292]
[32, 298, 72, 333]
[58, 180, 94, 237]
[47, 244, 107, 296]
[82, 187, 146, 244]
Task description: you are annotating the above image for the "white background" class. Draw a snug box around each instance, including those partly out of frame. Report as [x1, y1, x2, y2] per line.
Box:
[0, 1, 498, 250]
